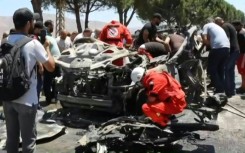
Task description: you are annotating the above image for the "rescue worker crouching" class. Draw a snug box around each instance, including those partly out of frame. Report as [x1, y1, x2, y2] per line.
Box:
[130, 67, 187, 127]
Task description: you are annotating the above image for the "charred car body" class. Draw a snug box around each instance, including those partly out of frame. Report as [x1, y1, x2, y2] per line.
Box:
[55, 38, 148, 114]
[55, 26, 209, 115]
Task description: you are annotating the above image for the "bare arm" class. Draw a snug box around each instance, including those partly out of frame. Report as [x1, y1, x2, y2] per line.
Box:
[201, 34, 210, 46]
[163, 37, 171, 52]
[143, 29, 150, 43]
[42, 40, 55, 72]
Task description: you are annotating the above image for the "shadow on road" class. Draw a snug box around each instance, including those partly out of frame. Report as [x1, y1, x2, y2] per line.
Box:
[75, 144, 215, 153]
[179, 144, 215, 153]
[239, 95, 245, 100]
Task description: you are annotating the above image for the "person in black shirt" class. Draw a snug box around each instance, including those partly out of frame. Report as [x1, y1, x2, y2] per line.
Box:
[134, 13, 163, 48]
[215, 17, 240, 97]
[138, 42, 168, 59]
[232, 21, 245, 94]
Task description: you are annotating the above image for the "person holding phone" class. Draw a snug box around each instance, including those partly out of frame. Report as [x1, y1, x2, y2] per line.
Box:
[43, 20, 61, 104]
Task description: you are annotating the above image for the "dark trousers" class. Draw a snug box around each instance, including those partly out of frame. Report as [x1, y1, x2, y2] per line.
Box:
[225, 50, 239, 96]
[36, 72, 43, 102]
[207, 48, 229, 93]
[43, 69, 56, 103]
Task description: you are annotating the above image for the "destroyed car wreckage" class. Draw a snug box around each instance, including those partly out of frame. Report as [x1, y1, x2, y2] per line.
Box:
[55, 26, 213, 114]
[53, 26, 221, 152]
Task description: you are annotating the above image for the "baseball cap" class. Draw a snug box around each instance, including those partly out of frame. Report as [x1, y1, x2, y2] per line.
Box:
[153, 13, 163, 21]
[13, 8, 40, 27]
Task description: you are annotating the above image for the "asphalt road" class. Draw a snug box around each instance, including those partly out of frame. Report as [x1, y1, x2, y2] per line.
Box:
[0, 72, 245, 153]
[32, 94, 245, 153]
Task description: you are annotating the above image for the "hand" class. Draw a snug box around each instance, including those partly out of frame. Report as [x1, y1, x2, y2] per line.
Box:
[156, 113, 161, 117]
[148, 96, 157, 103]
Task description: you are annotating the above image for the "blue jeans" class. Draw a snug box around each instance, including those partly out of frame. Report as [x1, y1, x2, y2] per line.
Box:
[207, 48, 230, 93]
[225, 50, 240, 96]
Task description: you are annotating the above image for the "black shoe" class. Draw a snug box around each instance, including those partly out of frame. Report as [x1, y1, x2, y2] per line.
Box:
[226, 92, 235, 98]
[169, 115, 178, 123]
[207, 83, 214, 89]
[236, 87, 245, 94]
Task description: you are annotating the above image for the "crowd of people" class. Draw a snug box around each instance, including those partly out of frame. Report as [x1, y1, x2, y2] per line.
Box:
[202, 17, 245, 97]
[0, 7, 245, 153]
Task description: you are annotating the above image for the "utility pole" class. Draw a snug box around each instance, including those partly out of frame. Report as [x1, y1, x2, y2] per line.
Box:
[55, 0, 65, 37]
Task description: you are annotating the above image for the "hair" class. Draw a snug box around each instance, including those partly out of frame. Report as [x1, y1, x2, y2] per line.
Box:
[9, 28, 16, 34]
[44, 20, 53, 27]
[152, 13, 162, 20]
[232, 21, 243, 26]
[34, 21, 43, 29]
[14, 21, 28, 29]
[205, 17, 214, 23]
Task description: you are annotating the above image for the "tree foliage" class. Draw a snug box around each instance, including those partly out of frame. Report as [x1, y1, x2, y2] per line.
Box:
[136, 0, 245, 26]
[41, 0, 106, 32]
[31, 0, 245, 32]
[104, 0, 137, 26]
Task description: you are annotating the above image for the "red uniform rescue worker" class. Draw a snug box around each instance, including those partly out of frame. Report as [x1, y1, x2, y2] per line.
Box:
[99, 20, 133, 48]
[131, 67, 187, 127]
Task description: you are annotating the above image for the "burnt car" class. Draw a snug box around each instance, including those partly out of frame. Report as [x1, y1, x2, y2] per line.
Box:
[55, 38, 148, 114]
[55, 26, 213, 115]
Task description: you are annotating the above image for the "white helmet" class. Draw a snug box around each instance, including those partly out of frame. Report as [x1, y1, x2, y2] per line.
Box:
[131, 67, 145, 84]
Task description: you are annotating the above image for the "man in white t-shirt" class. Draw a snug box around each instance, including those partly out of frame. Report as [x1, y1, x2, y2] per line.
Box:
[56, 29, 72, 52]
[2, 8, 55, 153]
[202, 18, 230, 94]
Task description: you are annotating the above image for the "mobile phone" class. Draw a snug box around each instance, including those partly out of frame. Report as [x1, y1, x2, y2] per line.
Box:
[40, 29, 47, 44]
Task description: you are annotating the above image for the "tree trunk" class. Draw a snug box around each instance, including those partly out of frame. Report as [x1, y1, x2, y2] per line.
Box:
[123, 9, 128, 25]
[84, 0, 91, 28]
[117, 7, 124, 24]
[31, 0, 43, 21]
[74, 1, 82, 32]
[125, 7, 136, 26]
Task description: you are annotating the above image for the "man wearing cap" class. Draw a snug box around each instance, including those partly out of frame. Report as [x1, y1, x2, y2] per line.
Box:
[214, 17, 240, 97]
[130, 67, 187, 127]
[134, 13, 163, 49]
[2, 8, 55, 153]
[202, 18, 230, 95]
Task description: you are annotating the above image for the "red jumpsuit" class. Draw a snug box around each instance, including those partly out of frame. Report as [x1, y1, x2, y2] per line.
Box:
[99, 20, 133, 66]
[99, 20, 133, 48]
[142, 70, 187, 127]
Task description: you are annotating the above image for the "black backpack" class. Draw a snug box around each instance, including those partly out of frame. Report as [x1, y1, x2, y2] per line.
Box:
[0, 36, 34, 101]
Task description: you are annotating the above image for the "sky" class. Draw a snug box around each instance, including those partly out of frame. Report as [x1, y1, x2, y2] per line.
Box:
[0, 0, 244, 28]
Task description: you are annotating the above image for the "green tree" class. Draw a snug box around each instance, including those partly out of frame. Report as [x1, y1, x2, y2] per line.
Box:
[136, 0, 245, 27]
[105, 0, 137, 26]
[41, 0, 106, 32]
[31, 0, 43, 21]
